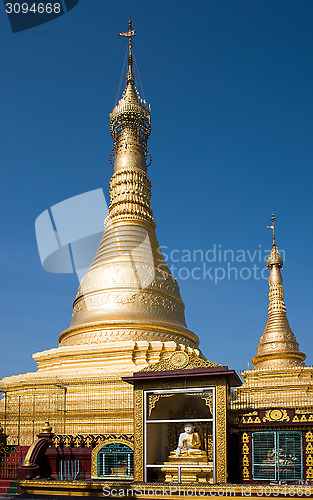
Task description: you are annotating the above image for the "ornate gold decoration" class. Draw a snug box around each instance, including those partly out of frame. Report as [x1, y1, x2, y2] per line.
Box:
[242, 433, 249, 443]
[242, 432, 250, 481]
[0, 444, 16, 456]
[306, 431, 313, 442]
[84, 435, 93, 448]
[242, 443, 249, 454]
[306, 455, 313, 466]
[169, 351, 190, 369]
[241, 413, 262, 424]
[148, 394, 175, 417]
[52, 435, 61, 448]
[91, 436, 134, 478]
[59, 328, 198, 348]
[306, 432, 313, 481]
[240, 411, 258, 424]
[95, 435, 103, 445]
[141, 351, 221, 373]
[252, 216, 306, 370]
[51, 433, 134, 453]
[148, 394, 161, 416]
[263, 409, 290, 422]
[306, 443, 313, 454]
[306, 467, 313, 480]
[63, 435, 72, 447]
[201, 393, 213, 415]
[73, 435, 82, 447]
[134, 389, 144, 481]
[215, 383, 227, 483]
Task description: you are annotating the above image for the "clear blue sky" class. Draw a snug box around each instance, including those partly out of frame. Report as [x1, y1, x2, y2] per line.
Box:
[1, 0, 313, 380]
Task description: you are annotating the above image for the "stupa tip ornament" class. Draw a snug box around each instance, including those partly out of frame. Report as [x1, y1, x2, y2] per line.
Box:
[266, 214, 283, 270]
[110, 18, 151, 174]
[251, 215, 306, 370]
[57, 20, 199, 350]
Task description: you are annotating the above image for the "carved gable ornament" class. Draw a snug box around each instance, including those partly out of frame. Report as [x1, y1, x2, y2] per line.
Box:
[140, 351, 222, 373]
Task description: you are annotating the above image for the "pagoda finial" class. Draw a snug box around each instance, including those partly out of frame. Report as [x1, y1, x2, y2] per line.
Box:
[267, 213, 276, 247]
[266, 214, 283, 270]
[119, 17, 136, 84]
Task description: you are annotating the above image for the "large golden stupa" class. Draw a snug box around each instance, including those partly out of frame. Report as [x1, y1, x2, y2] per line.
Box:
[0, 20, 201, 444]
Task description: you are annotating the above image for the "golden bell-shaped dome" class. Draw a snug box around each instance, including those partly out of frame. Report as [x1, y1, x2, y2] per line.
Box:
[59, 20, 198, 350]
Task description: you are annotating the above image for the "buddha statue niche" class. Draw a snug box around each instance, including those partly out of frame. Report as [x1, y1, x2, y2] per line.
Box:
[161, 423, 213, 483]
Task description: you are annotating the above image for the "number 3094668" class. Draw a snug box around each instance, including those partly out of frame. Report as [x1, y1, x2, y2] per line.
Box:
[6, 3, 61, 14]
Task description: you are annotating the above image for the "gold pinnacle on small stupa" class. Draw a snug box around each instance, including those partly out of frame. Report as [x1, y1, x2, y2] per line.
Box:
[252, 215, 306, 370]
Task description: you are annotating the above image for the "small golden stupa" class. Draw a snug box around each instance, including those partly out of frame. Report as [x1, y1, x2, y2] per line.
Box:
[236, 215, 312, 407]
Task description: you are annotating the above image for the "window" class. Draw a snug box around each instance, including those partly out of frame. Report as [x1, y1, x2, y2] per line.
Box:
[252, 431, 303, 481]
[97, 443, 134, 479]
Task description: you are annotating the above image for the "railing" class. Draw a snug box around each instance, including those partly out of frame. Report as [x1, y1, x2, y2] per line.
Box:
[0, 377, 134, 446]
[0, 461, 18, 480]
[60, 459, 82, 481]
[231, 367, 313, 411]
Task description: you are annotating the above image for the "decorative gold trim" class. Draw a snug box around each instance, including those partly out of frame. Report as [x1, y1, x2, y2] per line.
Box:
[263, 409, 290, 422]
[141, 351, 221, 373]
[134, 389, 144, 481]
[169, 352, 190, 369]
[241, 433, 250, 481]
[201, 393, 213, 415]
[215, 383, 227, 483]
[306, 431, 313, 481]
[148, 394, 161, 417]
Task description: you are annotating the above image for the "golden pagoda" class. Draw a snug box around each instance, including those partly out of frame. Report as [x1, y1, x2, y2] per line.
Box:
[236, 215, 313, 408]
[0, 19, 201, 445]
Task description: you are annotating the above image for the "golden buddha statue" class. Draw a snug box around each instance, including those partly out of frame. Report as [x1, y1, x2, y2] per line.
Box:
[173, 423, 206, 458]
[161, 423, 213, 483]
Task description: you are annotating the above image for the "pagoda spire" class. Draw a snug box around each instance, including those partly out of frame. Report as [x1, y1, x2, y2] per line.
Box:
[110, 18, 151, 175]
[252, 215, 306, 370]
[107, 18, 153, 224]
